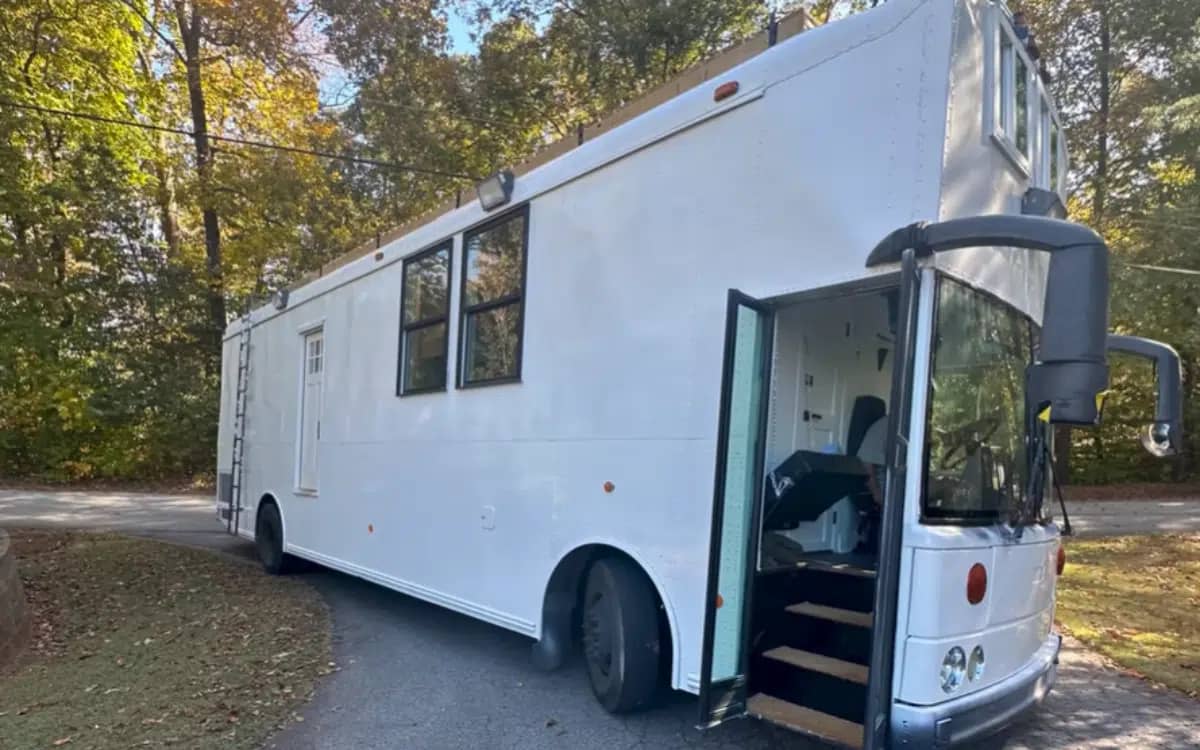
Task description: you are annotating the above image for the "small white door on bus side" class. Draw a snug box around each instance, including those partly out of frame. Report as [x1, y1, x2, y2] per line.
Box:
[297, 329, 324, 492]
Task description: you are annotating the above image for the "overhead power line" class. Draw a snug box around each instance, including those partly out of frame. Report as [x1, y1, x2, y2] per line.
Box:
[1115, 261, 1200, 277]
[0, 98, 481, 182]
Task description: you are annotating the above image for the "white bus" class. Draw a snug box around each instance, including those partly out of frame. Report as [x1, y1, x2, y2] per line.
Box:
[216, 1, 1182, 747]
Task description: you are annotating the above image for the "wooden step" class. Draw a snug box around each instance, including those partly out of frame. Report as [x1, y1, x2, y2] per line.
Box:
[795, 558, 877, 578]
[762, 646, 869, 685]
[747, 693, 863, 749]
[786, 602, 874, 628]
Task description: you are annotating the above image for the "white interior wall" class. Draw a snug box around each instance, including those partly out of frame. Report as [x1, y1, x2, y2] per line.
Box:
[766, 291, 896, 470]
[761, 291, 897, 557]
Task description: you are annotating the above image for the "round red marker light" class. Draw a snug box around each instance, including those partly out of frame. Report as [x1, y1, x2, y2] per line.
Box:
[966, 563, 988, 605]
[603, 481, 615, 493]
[713, 81, 739, 102]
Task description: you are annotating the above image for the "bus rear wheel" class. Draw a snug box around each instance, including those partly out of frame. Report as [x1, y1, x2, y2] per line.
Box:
[581, 557, 661, 713]
[255, 502, 294, 575]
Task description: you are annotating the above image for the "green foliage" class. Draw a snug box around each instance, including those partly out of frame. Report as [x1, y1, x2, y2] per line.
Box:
[0, 0, 367, 480]
[1, 0, 772, 481]
[1022, 0, 1200, 483]
[2, 0, 1194, 484]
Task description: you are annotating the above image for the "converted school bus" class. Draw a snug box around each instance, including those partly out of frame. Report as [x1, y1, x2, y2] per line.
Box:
[217, 1, 1182, 747]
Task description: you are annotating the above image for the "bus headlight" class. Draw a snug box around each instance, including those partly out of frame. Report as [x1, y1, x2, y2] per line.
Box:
[968, 645, 985, 681]
[940, 646, 966, 693]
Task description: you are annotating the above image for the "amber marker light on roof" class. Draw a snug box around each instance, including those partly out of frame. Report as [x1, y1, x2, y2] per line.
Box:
[713, 81, 739, 102]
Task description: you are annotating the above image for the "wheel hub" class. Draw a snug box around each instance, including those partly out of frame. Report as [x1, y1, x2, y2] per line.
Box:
[583, 594, 614, 677]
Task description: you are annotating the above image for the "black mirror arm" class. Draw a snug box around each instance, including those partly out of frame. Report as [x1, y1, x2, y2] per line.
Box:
[1106, 334, 1184, 457]
[868, 215, 1109, 426]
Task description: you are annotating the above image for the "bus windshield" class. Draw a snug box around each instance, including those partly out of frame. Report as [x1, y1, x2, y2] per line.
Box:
[923, 277, 1035, 524]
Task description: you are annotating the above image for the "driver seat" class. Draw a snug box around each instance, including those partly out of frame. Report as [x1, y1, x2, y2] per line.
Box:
[846, 395, 886, 457]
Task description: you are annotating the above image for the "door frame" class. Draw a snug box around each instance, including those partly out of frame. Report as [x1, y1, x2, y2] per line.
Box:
[698, 289, 775, 727]
[697, 273, 915, 732]
[862, 249, 921, 749]
[295, 324, 325, 494]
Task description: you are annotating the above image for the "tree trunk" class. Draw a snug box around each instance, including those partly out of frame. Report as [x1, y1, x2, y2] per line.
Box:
[1093, 2, 1110, 227]
[174, 1, 226, 364]
[155, 155, 181, 257]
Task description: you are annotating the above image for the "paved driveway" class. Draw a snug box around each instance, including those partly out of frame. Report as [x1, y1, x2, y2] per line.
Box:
[2, 489, 1198, 749]
[1065, 499, 1200, 537]
[0, 488, 217, 534]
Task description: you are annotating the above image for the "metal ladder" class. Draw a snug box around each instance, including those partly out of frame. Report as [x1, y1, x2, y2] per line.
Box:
[227, 317, 251, 534]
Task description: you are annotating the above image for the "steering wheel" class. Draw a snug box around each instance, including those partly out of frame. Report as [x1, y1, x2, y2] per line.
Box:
[934, 413, 1003, 471]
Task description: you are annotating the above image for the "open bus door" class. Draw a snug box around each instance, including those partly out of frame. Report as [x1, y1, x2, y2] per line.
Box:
[862, 248, 921, 749]
[698, 290, 774, 727]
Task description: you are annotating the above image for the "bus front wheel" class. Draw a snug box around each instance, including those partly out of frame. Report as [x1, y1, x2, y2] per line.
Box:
[581, 557, 661, 713]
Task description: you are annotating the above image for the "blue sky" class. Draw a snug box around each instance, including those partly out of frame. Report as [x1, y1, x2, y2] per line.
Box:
[316, 5, 479, 108]
[446, 6, 477, 53]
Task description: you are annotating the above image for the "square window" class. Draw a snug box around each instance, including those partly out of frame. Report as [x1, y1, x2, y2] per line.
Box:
[398, 242, 451, 395]
[463, 303, 522, 383]
[404, 250, 450, 323]
[464, 214, 526, 307]
[307, 338, 323, 374]
[403, 321, 448, 392]
[459, 208, 528, 387]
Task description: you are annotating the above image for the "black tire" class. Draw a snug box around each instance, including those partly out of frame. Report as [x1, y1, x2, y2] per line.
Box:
[255, 502, 293, 575]
[581, 557, 662, 713]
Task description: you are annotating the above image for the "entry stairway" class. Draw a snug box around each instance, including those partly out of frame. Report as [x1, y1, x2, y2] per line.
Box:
[748, 564, 875, 749]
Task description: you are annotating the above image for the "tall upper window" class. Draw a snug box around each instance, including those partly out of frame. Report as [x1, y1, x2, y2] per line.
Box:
[999, 34, 1015, 146]
[990, 10, 1035, 173]
[398, 241, 451, 394]
[1014, 55, 1029, 155]
[1049, 120, 1060, 189]
[459, 207, 528, 386]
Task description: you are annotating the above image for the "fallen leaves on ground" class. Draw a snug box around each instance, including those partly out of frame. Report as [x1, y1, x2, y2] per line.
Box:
[1057, 533, 1200, 699]
[0, 530, 332, 749]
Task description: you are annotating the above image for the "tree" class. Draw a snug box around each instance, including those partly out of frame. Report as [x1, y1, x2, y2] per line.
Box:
[1021, 0, 1200, 483]
[1, 0, 374, 480]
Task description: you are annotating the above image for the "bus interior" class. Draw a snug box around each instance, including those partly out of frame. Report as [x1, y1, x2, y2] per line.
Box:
[745, 285, 898, 741]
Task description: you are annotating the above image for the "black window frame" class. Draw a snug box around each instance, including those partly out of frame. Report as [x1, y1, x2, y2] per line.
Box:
[919, 274, 1038, 526]
[456, 204, 530, 389]
[396, 239, 453, 396]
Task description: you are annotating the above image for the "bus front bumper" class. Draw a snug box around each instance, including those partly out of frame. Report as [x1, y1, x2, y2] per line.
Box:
[890, 633, 1061, 747]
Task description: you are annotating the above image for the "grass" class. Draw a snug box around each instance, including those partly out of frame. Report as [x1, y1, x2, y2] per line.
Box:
[1056, 533, 1200, 698]
[0, 530, 332, 749]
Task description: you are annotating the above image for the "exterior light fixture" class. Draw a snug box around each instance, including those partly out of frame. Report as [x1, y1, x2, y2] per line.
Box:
[476, 169, 515, 211]
[713, 81, 740, 102]
[273, 288, 289, 310]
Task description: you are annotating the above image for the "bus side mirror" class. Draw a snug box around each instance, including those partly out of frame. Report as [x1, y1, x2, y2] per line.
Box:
[1106, 334, 1183, 457]
[867, 215, 1110, 426]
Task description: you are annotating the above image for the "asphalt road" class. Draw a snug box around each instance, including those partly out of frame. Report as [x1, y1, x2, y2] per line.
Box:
[1064, 499, 1200, 538]
[2, 489, 1198, 749]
